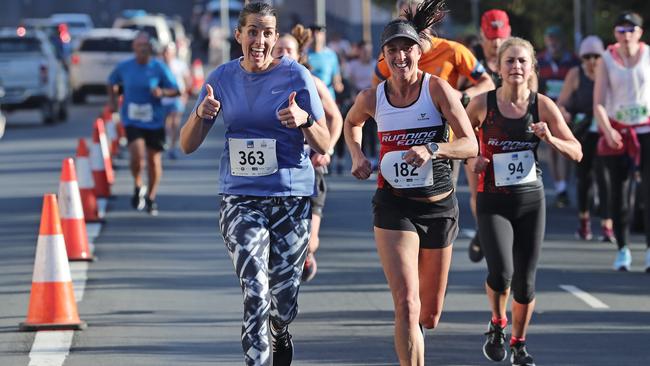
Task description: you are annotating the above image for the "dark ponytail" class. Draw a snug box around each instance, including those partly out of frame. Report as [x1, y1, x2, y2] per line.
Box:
[401, 0, 447, 39]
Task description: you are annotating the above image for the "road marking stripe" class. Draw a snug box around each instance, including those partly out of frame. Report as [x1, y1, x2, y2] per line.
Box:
[560, 284, 610, 309]
[70, 262, 89, 302]
[28, 331, 73, 366]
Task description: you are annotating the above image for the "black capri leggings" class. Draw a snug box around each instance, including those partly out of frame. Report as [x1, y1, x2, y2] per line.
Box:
[477, 189, 545, 304]
[576, 132, 611, 217]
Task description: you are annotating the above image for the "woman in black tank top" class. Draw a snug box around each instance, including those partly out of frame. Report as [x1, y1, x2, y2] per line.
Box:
[466, 37, 582, 365]
[556, 36, 614, 243]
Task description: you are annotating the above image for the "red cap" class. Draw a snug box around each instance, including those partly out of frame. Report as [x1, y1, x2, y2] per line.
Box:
[481, 9, 511, 40]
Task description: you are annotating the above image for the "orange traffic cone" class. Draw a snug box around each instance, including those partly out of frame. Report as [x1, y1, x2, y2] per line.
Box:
[90, 118, 113, 197]
[75, 139, 101, 222]
[191, 58, 205, 95]
[59, 158, 95, 261]
[19, 194, 87, 331]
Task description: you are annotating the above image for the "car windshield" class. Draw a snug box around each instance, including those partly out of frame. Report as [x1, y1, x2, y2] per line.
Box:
[121, 25, 157, 41]
[79, 38, 132, 52]
[0, 37, 41, 53]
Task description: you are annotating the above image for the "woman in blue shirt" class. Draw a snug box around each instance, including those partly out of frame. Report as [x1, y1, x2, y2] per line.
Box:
[180, 3, 329, 366]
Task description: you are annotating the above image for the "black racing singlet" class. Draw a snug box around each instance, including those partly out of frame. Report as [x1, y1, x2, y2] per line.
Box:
[477, 90, 543, 194]
[568, 65, 595, 120]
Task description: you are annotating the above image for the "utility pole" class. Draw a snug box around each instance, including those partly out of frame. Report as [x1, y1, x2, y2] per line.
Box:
[471, 0, 480, 32]
[362, 0, 371, 43]
[315, 0, 326, 26]
[573, 0, 582, 52]
[221, 0, 231, 64]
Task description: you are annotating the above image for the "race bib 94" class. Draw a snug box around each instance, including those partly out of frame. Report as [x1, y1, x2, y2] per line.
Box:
[228, 138, 278, 177]
[380, 150, 433, 189]
[492, 150, 537, 187]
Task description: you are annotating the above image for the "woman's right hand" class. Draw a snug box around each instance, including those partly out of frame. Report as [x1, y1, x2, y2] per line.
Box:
[197, 84, 221, 119]
[605, 128, 624, 149]
[351, 155, 372, 180]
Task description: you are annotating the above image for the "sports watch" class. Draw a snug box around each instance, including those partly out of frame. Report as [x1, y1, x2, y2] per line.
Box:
[299, 114, 315, 129]
[425, 142, 439, 158]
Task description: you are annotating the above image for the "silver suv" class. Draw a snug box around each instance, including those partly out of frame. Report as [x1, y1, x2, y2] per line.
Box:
[0, 28, 69, 124]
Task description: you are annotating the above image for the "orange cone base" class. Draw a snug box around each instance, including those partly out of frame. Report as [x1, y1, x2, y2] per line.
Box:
[19, 320, 87, 331]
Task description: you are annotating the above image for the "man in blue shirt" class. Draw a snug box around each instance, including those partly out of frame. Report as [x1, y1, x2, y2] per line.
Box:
[108, 32, 179, 215]
[307, 24, 344, 99]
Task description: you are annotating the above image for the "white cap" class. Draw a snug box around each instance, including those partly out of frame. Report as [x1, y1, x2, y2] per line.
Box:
[579, 35, 604, 56]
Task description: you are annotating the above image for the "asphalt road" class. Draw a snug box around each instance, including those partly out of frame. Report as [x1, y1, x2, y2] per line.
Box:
[1, 101, 649, 365]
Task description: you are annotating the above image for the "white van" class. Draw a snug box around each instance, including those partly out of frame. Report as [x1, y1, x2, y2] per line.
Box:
[113, 14, 172, 49]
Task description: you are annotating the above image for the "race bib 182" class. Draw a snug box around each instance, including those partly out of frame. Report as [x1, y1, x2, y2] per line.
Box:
[380, 150, 433, 189]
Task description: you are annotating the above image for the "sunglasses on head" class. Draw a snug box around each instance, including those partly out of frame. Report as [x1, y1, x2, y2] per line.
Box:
[581, 54, 600, 60]
[615, 25, 637, 33]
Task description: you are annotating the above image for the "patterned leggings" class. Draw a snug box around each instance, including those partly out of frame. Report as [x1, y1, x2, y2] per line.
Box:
[220, 195, 311, 366]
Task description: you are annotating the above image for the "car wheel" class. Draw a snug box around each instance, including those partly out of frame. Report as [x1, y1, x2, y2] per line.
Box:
[72, 90, 85, 104]
[42, 100, 57, 124]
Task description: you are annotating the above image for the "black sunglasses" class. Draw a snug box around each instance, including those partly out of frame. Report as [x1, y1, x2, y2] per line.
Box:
[581, 54, 600, 60]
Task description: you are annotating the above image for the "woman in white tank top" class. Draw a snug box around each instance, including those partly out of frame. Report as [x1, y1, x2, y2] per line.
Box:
[593, 11, 650, 272]
[344, 1, 478, 363]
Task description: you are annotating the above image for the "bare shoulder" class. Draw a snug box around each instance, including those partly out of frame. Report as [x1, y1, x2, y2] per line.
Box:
[537, 92, 561, 117]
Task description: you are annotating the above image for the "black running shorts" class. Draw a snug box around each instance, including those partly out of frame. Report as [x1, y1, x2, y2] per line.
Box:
[125, 126, 166, 151]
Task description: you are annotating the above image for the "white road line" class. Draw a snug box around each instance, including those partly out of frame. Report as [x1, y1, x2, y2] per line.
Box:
[86, 223, 101, 242]
[28, 331, 73, 366]
[560, 284, 610, 309]
[70, 262, 89, 302]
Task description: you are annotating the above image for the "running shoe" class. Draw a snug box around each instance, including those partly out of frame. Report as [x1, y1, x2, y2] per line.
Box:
[145, 197, 159, 216]
[301, 253, 318, 282]
[600, 226, 616, 244]
[645, 249, 650, 273]
[613, 247, 632, 271]
[272, 326, 293, 366]
[510, 341, 536, 366]
[131, 186, 146, 211]
[483, 321, 507, 362]
[575, 218, 592, 240]
[468, 233, 484, 262]
[554, 191, 570, 208]
[167, 148, 178, 160]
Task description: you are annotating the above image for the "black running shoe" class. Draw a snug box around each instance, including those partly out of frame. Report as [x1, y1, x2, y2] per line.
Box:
[145, 197, 158, 216]
[554, 191, 570, 208]
[510, 341, 535, 366]
[483, 321, 507, 362]
[131, 186, 146, 211]
[272, 327, 293, 366]
[468, 233, 484, 262]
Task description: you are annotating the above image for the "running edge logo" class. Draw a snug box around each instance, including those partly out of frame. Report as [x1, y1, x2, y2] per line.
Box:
[488, 138, 537, 151]
[381, 128, 440, 147]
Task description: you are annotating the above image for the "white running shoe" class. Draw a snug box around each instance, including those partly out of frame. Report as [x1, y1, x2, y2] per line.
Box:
[613, 247, 632, 271]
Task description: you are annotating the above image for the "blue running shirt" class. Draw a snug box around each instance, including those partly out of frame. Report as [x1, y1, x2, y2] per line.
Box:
[194, 56, 325, 196]
[308, 48, 340, 98]
[108, 58, 178, 129]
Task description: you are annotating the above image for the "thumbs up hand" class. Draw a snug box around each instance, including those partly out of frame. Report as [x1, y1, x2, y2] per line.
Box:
[196, 84, 221, 119]
[277, 91, 309, 128]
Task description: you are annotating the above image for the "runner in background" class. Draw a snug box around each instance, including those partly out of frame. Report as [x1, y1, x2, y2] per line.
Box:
[161, 43, 191, 160]
[537, 25, 580, 208]
[273, 25, 344, 282]
[556, 36, 615, 243]
[594, 11, 650, 272]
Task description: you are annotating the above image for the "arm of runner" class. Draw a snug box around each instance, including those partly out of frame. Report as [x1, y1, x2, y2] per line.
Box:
[344, 88, 375, 179]
[277, 91, 330, 155]
[465, 93, 489, 173]
[180, 83, 218, 154]
[535, 93, 583, 162]
[556, 66, 579, 123]
[593, 57, 623, 149]
[428, 76, 478, 160]
[455, 45, 495, 98]
[312, 76, 343, 166]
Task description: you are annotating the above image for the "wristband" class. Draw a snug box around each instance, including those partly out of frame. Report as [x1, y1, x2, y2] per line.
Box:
[299, 114, 315, 129]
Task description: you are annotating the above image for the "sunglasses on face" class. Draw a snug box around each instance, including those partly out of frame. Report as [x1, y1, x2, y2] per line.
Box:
[581, 54, 600, 60]
[615, 25, 637, 33]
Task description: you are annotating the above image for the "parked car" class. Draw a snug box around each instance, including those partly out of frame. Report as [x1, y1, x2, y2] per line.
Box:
[69, 28, 137, 104]
[0, 28, 69, 124]
[20, 18, 73, 67]
[50, 13, 94, 39]
[113, 13, 172, 49]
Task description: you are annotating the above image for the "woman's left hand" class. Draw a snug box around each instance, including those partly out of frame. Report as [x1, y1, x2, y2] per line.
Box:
[277, 91, 309, 128]
[402, 145, 433, 168]
[531, 121, 553, 143]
